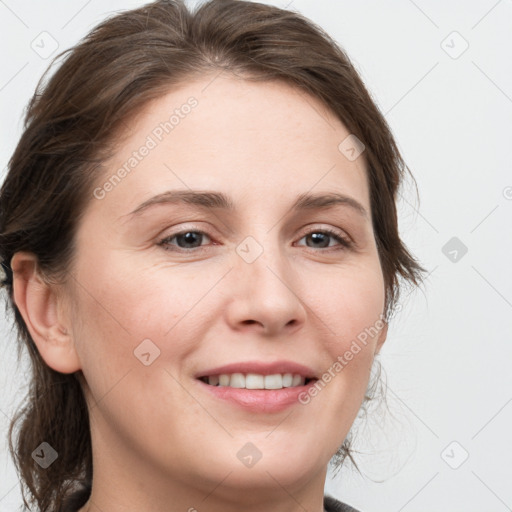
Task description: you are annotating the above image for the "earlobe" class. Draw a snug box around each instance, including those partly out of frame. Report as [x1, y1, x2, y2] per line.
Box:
[11, 252, 81, 374]
[375, 319, 388, 355]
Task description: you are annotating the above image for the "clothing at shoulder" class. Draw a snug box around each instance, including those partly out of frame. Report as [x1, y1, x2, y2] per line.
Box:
[324, 494, 362, 512]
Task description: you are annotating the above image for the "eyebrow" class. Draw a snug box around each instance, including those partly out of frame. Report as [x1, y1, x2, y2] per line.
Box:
[126, 190, 369, 219]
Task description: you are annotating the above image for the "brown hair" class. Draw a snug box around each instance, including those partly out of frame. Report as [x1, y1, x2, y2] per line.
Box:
[0, 0, 425, 510]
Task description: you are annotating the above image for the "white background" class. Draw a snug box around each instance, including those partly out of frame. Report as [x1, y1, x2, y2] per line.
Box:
[1, 1, 511, 511]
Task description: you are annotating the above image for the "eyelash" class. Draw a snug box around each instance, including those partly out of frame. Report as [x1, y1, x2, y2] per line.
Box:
[157, 227, 353, 253]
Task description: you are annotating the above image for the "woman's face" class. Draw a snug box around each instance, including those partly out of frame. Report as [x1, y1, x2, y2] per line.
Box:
[65, 75, 387, 507]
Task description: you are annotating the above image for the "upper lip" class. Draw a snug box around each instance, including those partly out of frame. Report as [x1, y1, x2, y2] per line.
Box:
[195, 360, 318, 379]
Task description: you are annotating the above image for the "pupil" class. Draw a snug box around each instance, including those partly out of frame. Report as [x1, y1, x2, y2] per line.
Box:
[310, 232, 328, 248]
[178, 232, 201, 248]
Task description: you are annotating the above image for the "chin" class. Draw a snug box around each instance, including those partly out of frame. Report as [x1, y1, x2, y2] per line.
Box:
[218, 439, 325, 490]
[214, 460, 318, 493]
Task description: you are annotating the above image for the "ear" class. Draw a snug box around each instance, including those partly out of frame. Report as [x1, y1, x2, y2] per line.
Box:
[375, 319, 388, 355]
[11, 251, 81, 374]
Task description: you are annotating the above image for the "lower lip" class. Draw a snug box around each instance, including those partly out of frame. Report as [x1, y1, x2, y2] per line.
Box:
[196, 379, 318, 413]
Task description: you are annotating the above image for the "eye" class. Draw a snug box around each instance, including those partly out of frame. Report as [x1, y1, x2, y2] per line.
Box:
[158, 227, 353, 253]
[158, 230, 212, 251]
[296, 228, 352, 251]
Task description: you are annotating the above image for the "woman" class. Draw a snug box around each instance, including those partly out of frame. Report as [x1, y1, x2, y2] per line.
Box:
[0, 0, 425, 511]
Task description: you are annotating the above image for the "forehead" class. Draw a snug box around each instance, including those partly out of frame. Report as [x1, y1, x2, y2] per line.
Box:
[91, 74, 370, 218]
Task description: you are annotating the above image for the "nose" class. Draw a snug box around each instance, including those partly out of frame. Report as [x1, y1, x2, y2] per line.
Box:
[223, 238, 307, 337]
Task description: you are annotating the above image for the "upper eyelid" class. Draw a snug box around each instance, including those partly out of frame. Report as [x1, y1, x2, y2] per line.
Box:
[160, 223, 348, 237]
[159, 225, 352, 246]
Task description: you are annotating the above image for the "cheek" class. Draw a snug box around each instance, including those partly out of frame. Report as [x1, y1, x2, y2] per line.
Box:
[69, 253, 210, 379]
[320, 261, 385, 344]
[307, 263, 385, 404]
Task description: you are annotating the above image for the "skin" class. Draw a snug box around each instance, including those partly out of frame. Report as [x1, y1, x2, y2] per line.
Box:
[12, 74, 387, 512]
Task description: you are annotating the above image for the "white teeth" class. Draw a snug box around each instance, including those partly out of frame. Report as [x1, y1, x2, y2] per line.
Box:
[218, 374, 230, 386]
[282, 373, 293, 387]
[206, 373, 307, 389]
[264, 374, 283, 389]
[292, 374, 302, 387]
[230, 373, 245, 388]
[246, 373, 264, 389]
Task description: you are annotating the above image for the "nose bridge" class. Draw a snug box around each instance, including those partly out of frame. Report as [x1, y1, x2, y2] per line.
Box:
[226, 229, 306, 335]
[235, 231, 289, 291]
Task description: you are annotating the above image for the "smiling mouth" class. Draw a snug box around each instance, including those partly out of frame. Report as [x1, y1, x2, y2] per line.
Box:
[198, 373, 317, 389]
